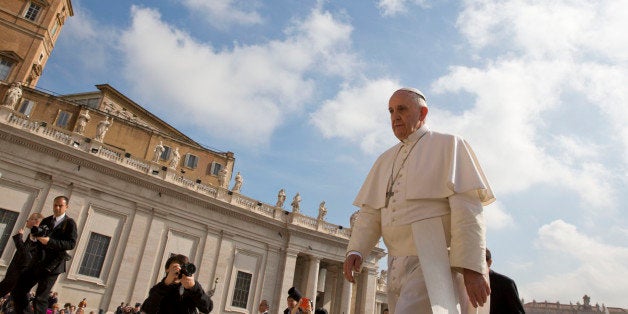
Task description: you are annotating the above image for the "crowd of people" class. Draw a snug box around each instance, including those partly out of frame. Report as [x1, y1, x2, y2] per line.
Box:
[0, 292, 147, 314]
[255, 286, 328, 314]
[0, 291, 139, 314]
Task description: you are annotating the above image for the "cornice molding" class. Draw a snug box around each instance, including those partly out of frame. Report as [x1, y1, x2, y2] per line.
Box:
[0, 125, 287, 233]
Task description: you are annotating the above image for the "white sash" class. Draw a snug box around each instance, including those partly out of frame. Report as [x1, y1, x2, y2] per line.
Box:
[411, 217, 490, 314]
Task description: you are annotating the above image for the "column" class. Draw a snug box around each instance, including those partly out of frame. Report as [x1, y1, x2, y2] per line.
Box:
[340, 277, 353, 314]
[196, 231, 221, 294]
[129, 211, 168, 303]
[210, 231, 235, 312]
[356, 267, 378, 314]
[278, 248, 299, 311]
[323, 265, 339, 311]
[108, 207, 153, 310]
[305, 256, 320, 302]
[317, 267, 327, 307]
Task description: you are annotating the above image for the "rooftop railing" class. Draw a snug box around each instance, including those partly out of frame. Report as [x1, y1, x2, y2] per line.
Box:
[1, 107, 351, 239]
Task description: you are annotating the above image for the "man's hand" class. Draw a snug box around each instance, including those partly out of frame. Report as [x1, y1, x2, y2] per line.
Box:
[180, 275, 196, 289]
[463, 268, 490, 308]
[164, 265, 181, 286]
[37, 236, 50, 245]
[343, 254, 363, 283]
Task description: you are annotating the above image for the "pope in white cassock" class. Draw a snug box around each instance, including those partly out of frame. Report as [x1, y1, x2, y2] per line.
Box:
[343, 88, 495, 314]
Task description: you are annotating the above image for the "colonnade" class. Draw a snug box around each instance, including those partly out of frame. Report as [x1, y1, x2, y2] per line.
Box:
[281, 252, 380, 314]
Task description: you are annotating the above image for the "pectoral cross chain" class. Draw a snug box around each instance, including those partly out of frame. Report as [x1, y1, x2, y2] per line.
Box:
[385, 132, 426, 208]
[385, 191, 394, 208]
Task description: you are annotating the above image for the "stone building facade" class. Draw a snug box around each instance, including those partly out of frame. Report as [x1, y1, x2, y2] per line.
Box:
[0, 0, 389, 312]
[0, 84, 387, 313]
[0, 0, 73, 87]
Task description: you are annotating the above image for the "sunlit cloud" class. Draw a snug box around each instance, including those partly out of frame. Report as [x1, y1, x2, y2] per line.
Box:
[377, 0, 430, 16]
[310, 79, 399, 154]
[182, 0, 263, 29]
[118, 6, 358, 146]
[523, 220, 628, 307]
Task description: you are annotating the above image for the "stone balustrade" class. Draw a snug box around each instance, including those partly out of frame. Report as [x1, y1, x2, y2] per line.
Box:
[1, 107, 352, 239]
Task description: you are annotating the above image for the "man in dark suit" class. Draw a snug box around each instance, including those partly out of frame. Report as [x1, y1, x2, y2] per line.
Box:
[486, 249, 525, 314]
[0, 213, 44, 298]
[12, 196, 77, 314]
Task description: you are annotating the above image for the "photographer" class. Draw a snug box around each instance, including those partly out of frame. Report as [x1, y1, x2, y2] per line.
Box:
[0, 213, 44, 298]
[141, 254, 212, 314]
[11, 196, 77, 314]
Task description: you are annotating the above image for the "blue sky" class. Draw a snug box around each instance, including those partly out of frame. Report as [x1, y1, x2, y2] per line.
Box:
[38, 0, 628, 308]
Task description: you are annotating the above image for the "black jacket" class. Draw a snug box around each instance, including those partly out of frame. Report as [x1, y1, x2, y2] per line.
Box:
[489, 269, 525, 314]
[9, 233, 41, 272]
[141, 279, 213, 314]
[38, 215, 77, 274]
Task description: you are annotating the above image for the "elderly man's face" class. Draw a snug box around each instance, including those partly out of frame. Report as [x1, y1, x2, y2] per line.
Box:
[388, 90, 425, 141]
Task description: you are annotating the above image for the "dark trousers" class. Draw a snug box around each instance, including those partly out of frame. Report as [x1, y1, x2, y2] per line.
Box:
[12, 268, 59, 314]
[0, 264, 23, 298]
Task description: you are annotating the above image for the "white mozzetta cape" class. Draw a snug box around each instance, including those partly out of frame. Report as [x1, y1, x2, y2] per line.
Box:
[354, 128, 495, 209]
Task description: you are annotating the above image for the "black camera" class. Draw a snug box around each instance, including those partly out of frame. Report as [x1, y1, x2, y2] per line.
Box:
[31, 225, 50, 237]
[178, 263, 196, 278]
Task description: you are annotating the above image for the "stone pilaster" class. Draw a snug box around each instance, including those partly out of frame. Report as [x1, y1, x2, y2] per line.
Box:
[356, 267, 379, 314]
[129, 210, 167, 304]
[323, 265, 339, 311]
[278, 248, 299, 311]
[210, 231, 235, 312]
[340, 275, 353, 314]
[305, 256, 320, 302]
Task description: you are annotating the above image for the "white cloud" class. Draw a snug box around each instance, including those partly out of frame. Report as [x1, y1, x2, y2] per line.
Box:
[182, 0, 263, 29]
[284, 8, 358, 78]
[118, 6, 357, 146]
[456, 0, 628, 61]
[309, 0, 626, 218]
[523, 220, 628, 307]
[483, 202, 513, 230]
[430, 59, 569, 194]
[428, 0, 628, 212]
[310, 79, 399, 154]
[377, 0, 430, 16]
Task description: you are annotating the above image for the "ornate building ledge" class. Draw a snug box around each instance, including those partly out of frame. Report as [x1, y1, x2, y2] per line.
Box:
[0, 106, 353, 240]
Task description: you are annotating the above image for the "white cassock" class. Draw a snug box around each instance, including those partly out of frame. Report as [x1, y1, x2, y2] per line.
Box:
[347, 125, 495, 314]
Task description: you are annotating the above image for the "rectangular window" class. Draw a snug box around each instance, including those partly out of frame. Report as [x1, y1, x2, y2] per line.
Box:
[184, 154, 198, 169]
[74, 98, 100, 109]
[18, 100, 36, 116]
[55, 110, 72, 128]
[231, 271, 252, 309]
[24, 2, 42, 21]
[0, 59, 13, 80]
[78, 232, 111, 278]
[161, 146, 171, 161]
[0, 209, 20, 257]
[209, 162, 223, 176]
